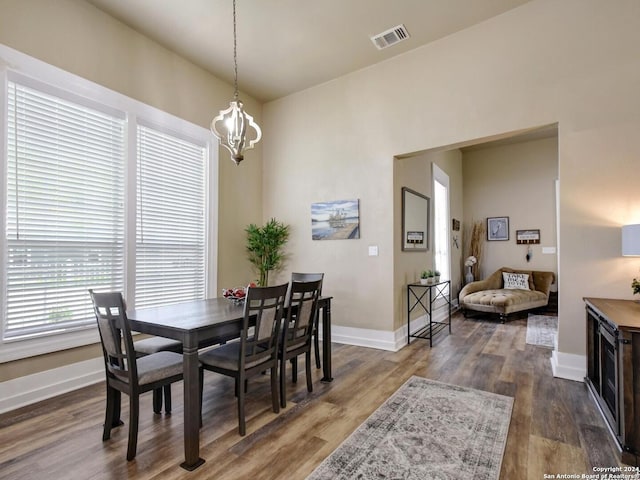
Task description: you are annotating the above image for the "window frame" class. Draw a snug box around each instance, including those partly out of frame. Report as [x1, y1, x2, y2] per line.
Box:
[134, 120, 210, 309]
[432, 163, 451, 299]
[0, 44, 218, 363]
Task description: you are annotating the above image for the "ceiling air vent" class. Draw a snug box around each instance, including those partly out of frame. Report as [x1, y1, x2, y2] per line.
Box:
[370, 24, 410, 50]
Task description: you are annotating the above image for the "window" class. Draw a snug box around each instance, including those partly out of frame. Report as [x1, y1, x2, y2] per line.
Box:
[433, 164, 450, 286]
[0, 46, 217, 361]
[136, 124, 206, 308]
[5, 79, 126, 340]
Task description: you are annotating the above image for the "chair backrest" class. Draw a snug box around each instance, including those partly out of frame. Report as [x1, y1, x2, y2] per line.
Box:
[291, 272, 324, 295]
[89, 289, 138, 385]
[290, 272, 324, 307]
[282, 279, 322, 352]
[239, 283, 288, 369]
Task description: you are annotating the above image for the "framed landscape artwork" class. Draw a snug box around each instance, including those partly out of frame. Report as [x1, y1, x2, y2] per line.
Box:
[311, 199, 360, 240]
[487, 216, 509, 241]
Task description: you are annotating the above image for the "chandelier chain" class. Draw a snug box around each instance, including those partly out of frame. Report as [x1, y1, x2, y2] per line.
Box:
[232, 0, 238, 98]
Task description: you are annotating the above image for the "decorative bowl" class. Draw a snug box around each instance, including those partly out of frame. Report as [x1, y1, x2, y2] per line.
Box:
[222, 287, 247, 304]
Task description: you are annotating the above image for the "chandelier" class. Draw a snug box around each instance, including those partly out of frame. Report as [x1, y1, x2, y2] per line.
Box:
[211, 0, 261, 165]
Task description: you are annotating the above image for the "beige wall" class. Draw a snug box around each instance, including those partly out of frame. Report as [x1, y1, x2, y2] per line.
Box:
[263, 0, 640, 359]
[393, 150, 464, 331]
[0, 0, 263, 381]
[462, 137, 559, 280]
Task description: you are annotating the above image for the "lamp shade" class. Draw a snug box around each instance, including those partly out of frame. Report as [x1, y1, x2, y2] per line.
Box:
[622, 224, 640, 256]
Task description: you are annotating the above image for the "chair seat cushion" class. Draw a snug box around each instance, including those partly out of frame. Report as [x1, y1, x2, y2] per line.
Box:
[199, 343, 271, 371]
[134, 337, 183, 355]
[136, 351, 183, 385]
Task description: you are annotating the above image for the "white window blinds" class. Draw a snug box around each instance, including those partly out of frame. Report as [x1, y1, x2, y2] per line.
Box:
[135, 125, 206, 308]
[5, 80, 126, 340]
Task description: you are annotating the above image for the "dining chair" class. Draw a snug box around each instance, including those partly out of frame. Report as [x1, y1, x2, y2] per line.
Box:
[117, 296, 183, 414]
[290, 272, 324, 369]
[89, 289, 184, 461]
[199, 283, 288, 436]
[279, 279, 322, 408]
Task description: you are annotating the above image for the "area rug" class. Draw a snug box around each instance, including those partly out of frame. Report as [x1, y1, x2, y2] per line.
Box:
[526, 314, 558, 348]
[307, 376, 513, 480]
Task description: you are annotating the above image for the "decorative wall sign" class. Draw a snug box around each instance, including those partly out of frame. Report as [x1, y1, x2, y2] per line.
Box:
[311, 199, 360, 240]
[487, 217, 509, 241]
[516, 229, 540, 244]
[452, 218, 461, 231]
[406, 231, 424, 245]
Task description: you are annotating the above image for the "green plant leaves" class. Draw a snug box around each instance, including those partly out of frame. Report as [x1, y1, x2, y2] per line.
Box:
[245, 218, 290, 286]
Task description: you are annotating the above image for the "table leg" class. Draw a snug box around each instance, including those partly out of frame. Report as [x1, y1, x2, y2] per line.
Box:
[448, 285, 452, 333]
[180, 341, 205, 471]
[109, 388, 124, 428]
[320, 300, 333, 383]
[407, 287, 411, 345]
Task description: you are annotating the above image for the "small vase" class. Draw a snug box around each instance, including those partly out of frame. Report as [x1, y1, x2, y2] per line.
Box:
[465, 266, 474, 284]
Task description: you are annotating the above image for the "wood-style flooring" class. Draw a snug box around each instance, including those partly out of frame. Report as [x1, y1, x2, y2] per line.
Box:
[0, 310, 623, 479]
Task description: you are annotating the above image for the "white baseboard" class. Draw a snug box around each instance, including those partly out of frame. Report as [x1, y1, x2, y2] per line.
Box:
[0, 357, 103, 414]
[551, 350, 586, 382]
[329, 305, 455, 352]
[330, 325, 399, 351]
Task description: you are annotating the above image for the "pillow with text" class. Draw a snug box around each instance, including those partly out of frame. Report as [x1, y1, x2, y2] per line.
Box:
[503, 272, 530, 290]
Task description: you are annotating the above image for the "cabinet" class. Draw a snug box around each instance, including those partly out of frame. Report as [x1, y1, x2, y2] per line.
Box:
[407, 281, 451, 347]
[584, 297, 640, 466]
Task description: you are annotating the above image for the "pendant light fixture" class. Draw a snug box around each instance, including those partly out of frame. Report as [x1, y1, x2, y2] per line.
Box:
[211, 0, 261, 165]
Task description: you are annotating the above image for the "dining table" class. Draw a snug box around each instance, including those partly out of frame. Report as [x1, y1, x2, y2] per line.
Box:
[127, 295, 333, 471]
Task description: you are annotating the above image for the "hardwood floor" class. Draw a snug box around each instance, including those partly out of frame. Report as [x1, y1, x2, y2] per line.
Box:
[0, 311, 622, 479]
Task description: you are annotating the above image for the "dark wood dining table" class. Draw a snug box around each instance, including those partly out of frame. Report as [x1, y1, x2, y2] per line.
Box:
[127, 295, 333, 471]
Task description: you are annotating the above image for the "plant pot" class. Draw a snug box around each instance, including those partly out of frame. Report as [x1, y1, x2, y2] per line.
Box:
[427, 278, 435, 285]
[434, 276, 441, 283]
[420, 278, 428, 285]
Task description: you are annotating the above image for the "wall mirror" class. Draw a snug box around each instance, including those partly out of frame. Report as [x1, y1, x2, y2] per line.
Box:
[402, 187, 430, 251]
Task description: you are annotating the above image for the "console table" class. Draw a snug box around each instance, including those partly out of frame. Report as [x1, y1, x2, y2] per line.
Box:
[407, 280, 452, 347]
[584, 297, 640, 466]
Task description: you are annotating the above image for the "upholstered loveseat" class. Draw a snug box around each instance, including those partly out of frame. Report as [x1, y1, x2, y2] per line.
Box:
[459, 267, 555, 322]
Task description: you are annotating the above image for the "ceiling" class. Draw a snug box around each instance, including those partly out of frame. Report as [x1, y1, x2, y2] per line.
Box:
[85, 0, 533, 102]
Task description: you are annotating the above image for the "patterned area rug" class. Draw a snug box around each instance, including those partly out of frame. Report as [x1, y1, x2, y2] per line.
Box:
[526, 314, 558, 348]
[307, 376, 513, 480]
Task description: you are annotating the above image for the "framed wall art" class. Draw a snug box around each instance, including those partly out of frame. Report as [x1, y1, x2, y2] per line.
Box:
[487, 216, 509, 241]
[311, 199, 360, 240]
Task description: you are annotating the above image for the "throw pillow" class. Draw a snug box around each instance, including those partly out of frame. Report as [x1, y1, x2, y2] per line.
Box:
[503, 272, 530, 290]
[502, 268, 535, 290]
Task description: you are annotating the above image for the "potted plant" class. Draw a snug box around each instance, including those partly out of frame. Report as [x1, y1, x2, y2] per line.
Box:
[245, 218, 290, 286]
[434, 270, 441, 283]
[420, 270, 430, 285]
[427, 270, 436, 284]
